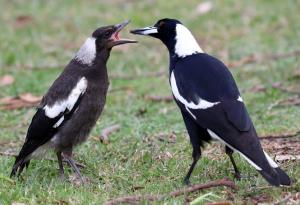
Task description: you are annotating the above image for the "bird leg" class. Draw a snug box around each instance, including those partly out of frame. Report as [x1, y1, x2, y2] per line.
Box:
[184, 148, 201, 185]
[63, 154, 84, 184]
[225, 146, 241, 180]
[57, 151, 65, 180]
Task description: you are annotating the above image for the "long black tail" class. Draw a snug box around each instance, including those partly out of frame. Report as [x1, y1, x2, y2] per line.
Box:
[10, 141, 40, 177]
[259, 167, 291, 186]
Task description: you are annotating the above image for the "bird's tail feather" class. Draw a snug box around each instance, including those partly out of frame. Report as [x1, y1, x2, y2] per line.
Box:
[259, 167, 291, 186]
[10, 141, 40, 177]
[239, 149, 291, 186]
[274, 167, 291, 186]
[10, 159, 30, 177]
[261, 151, 291, 186]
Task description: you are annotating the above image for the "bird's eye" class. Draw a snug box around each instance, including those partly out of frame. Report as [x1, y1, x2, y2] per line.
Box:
[159, 21, 165, 28]
[104, 31, 111, 37]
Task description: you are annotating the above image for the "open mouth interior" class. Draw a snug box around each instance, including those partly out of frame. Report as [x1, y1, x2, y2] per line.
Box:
[113, 30, 120, 41]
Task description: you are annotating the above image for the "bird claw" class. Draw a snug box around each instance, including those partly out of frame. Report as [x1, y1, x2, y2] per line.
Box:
[234, 172, 241, 180]
[183, 177, 191, 185]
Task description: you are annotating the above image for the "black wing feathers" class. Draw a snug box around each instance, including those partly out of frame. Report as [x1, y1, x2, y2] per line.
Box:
[222, 100, 251, 132]
[10, 94, 83, 177]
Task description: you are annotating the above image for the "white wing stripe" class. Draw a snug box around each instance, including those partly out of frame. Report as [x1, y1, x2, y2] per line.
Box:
[264, 151, 279, 168]
[237, 96, 243, 102]
[185, 105, 196, 119]
[44, 77, 87, 118]
[207, 129, 262, 171]
[170, 71, 220, 109]
[53, 116, 64, 128]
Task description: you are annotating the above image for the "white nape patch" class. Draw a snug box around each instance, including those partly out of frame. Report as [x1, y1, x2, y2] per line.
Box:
[175, 24, 204, 58]
[185, 105, 196, 119]
[53, 116, 64, 128]
[264, 151, 279, 168]
[75, 37, 96, 66]
[140, 27, 158, 35]
[170, 71, 220, 109]
[207, 129, 262, 171]
[237, 96, 243, 102]
[44, 77, 87, 118]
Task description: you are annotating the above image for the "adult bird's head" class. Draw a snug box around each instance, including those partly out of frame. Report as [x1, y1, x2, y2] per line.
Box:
[75, 20, 137, 65]
[130, 18, 203, 58]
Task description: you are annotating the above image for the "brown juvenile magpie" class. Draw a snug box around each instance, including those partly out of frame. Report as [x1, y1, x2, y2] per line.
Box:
[131, 18, 291, 186]
[10, 20, 136, 181]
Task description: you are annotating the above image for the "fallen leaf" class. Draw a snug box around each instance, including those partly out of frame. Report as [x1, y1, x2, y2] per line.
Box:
[156, 132, 176, 143]
[19, 93, 42, 103]
[14, 15, 34, 28]
[292, 70, 300, 79]
[196, 1, 213, 15]
[12, 203, 27, 205]
[0, 93, 41, 110]
[155, 151, 173, 160]
[68, 173, 90, 186]
[275, 154, 300, 162]
[0, 75, 14, 86]
[99, 124, 120, 144]
[248, 84, 266, 93]
[279, 97, 300, 106]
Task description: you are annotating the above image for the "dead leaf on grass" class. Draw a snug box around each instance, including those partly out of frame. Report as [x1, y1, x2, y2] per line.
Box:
[19, 93, 42, 103]
[278, 97, 300, 106]
[14, 15, 34, 28]
[248, 84, 266, 93]
[68, 173, 90, 186]
[261, 135, 300, 163]
[0, 93, 42, 110]
[196, 1, 213, 15]
[0, 75, 14, 86]
[155, 151, 173, 160]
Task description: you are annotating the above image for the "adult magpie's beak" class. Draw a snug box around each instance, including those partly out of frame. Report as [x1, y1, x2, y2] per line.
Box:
[130, 26, 158, 36]
[110, 20, 137, 47]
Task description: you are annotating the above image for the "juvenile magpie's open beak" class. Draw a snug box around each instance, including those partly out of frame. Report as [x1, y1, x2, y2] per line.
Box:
[130, 26, 158, 36]
[110, 20, 137, 47]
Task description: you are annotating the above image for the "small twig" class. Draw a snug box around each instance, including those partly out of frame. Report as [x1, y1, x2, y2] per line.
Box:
[260, 131, 300, 140]
[168, 178, 235, 197]
[99, 124, 121, 144]
[103, 178, 235, 205]
[144, 95, 173, 103]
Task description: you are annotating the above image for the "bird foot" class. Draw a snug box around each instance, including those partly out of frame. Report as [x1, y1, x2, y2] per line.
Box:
[183, 177, 191, 185]
[234, 172, 241, 180]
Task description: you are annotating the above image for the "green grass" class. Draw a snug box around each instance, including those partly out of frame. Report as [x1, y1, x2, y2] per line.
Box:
[0, 0, 299, 204]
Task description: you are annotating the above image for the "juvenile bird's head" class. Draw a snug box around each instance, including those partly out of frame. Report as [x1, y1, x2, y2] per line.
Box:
[130, 18, 203, 58]
[75, 20, 137, 65]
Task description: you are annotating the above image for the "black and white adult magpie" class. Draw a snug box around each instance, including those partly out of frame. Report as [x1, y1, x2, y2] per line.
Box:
[10, 20, 136, 181]
[131, 18, 291, 186]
